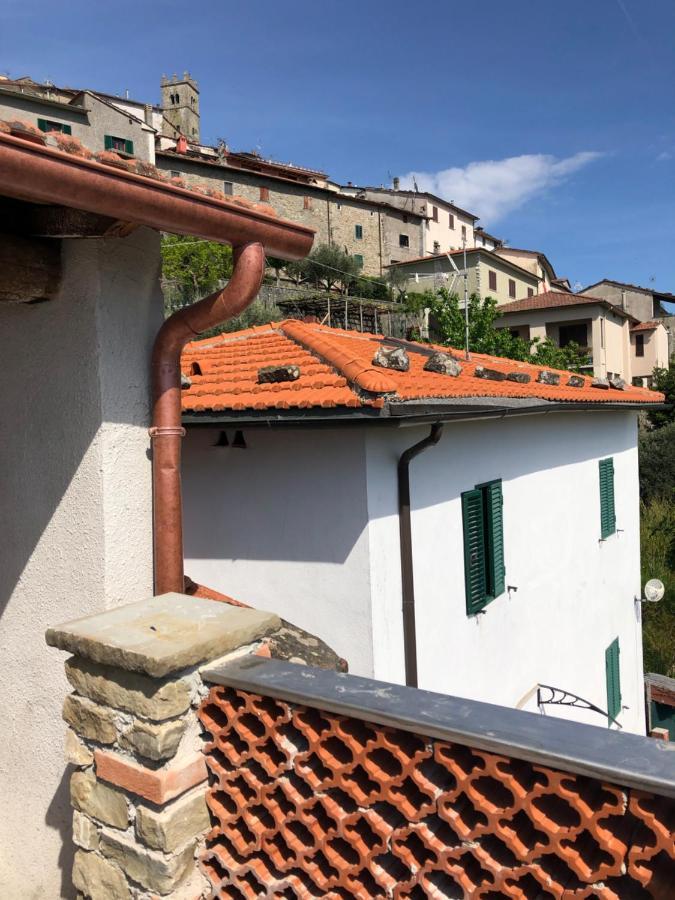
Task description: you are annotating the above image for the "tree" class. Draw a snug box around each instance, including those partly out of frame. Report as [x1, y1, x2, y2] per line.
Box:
[266, 256, 286, 286]
[161, 235, 233, 312]
[639, 421, 675, 503]
[404, 288, 590, 371]
[647, 355, 675, 429]
[641, 495, 675, 677]
[304, 244, 358, 293]
[386, 266, 408, 301]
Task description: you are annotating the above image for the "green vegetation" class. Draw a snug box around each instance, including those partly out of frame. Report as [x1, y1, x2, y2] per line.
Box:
[161, 235, 233, 313]
[641, 496, 675, 677]
[640, 354, 674, 677]
[405, 288, 590, 371]
[647, 356, 675, 428]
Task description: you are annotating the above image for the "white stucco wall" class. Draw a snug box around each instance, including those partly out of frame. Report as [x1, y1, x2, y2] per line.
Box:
[183, 410, 645, 738]
[365, 412, 644, 734]
[182, 427, 374, 673]
[0, 227, 163, 898]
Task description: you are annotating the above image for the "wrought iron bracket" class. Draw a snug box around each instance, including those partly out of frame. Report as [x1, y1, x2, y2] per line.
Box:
[537, 684, 622, 729]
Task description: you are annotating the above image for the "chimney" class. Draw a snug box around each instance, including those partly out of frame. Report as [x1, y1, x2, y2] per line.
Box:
[144, 104, 153, 127]
[176, 135, 188, 154]
[393, 176, 400, 191]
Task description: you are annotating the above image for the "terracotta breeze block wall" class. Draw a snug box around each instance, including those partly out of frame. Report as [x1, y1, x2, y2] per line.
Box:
[199, 686, 675, 899]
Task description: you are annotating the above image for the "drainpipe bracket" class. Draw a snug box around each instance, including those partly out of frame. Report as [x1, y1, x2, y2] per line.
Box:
[149, 426, 186, 438]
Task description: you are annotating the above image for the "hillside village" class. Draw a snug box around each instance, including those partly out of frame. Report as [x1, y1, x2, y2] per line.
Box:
[1, 70, 673, 387]
[0, 61, 674, 900]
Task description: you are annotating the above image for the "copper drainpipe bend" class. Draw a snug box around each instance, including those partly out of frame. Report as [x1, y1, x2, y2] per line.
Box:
[151, 241, 266, 595]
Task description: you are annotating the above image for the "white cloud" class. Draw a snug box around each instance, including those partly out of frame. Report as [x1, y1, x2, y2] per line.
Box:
[656, 150, 672, 162]
[399, 152, 603, 223]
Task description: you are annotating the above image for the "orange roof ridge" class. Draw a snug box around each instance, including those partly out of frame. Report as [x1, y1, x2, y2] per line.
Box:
[280, 320, 397, 395]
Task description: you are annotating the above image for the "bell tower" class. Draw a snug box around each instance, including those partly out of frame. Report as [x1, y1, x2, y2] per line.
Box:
[161, 72, 200, 142]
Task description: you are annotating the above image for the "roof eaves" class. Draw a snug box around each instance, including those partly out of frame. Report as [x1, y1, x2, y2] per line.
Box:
[0, 132, 314, 258]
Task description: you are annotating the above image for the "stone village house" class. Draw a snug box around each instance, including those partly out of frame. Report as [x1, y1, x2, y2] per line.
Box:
[0, 123, 674, 898]
[180, 320, 662, 736]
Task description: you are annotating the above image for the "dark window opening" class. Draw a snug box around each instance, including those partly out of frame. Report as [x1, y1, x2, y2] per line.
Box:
[355, 224, 363, 240]
[223, 182, 233, 195]
[488, 271, 497, 291]
[399, 234, 410, 248]
[432, 206, 438, 222]
[559, 323, 587, 348]
[449, 213, 455, 229]
[635, 334, 645, 357]
[508, 279, 516, 298]
[37, 118, 72, 135]
[527, 288, 534, 297]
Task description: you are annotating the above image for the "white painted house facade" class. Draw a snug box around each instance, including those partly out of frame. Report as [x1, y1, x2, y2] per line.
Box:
[181, 320, 663, 737]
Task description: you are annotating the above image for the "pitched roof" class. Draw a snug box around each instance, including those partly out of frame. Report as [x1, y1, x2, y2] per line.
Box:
[581, 279, 675, 301]
[631, 320, 663, 332]
[497, 290, 637, 321]
[180, 320, 661, 418]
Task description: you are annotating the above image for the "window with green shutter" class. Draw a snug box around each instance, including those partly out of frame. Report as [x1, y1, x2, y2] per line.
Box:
[37, 118, 72, 135]
[104, 135, 134, 155]
[462, 479, 505, 615]
[605, 638, 621, 723]
[599, 457, 616, 539]
[355, 224, 363, 240]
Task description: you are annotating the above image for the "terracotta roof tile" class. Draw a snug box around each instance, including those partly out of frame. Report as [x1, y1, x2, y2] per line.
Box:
[631, 320, 662, 332]
[497, 290, 635, 319]
[181, 321, 663, 415]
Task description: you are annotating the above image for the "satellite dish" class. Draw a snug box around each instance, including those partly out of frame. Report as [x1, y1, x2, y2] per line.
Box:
[644, 579, 665, 603]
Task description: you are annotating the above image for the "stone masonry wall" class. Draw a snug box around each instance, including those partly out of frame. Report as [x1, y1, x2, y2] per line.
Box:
[46, 592, 345, 900]
[155, 155, 423, 277]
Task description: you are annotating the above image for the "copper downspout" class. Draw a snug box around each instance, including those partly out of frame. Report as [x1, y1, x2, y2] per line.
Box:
[151, 242, 266, 595]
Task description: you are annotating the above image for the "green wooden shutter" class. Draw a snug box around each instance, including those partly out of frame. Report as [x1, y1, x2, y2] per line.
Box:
[599, 458, 616, 539]
[125, 139, 134, 155]
[63, 124, 72, 135]
[104, 135, 113, 150]
[485, 480, 505, 598]
[605, 638, 621, 722]
[37, 118, 48, 133]
[462, 489, 487, 614]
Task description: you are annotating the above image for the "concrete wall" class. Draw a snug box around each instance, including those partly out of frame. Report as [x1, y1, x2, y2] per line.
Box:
[631, 323, 670, 381]
[364, 413, 644, 734]
[583, 283, 654, 322]
[0, 91, 154, 161]
[400, 253, 538, 302]
[0, 227, 163, 897]
[182, 427, 374, 673]
[496, 304, 631, 379]
[183, 412, 644, 736]
[495, 249, 549, 291]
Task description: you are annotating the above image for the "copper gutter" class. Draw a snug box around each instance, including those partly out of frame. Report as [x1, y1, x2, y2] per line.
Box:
[0, 133, 313, 258]
[0, 133, 315, 594]
[151, 242, 266, 594]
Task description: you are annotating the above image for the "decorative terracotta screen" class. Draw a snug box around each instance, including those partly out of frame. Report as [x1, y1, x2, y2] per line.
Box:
[199, 685, 675, 898]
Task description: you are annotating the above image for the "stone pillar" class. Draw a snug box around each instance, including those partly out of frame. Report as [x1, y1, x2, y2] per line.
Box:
[46, 593, 281, 899]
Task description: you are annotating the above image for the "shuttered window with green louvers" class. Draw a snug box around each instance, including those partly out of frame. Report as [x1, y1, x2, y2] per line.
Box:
[605, 638, 621, 723]
[104, 135, 134, 155]
[462, 479, 505, 615]
[599, 457, 616, 539]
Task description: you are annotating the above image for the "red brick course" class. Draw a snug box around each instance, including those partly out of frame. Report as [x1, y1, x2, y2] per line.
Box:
[94, 749, 207, 804]
[199, 685, 675, 898]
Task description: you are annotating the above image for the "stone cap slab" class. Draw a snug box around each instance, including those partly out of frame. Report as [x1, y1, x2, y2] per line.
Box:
[46, 593, 279, 677]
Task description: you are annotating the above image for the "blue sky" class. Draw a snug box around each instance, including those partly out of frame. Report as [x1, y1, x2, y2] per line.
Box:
[3, 0, 675, 294]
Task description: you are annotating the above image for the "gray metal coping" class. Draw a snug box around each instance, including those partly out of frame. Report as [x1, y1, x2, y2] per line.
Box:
[203, 657, 675, 799]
